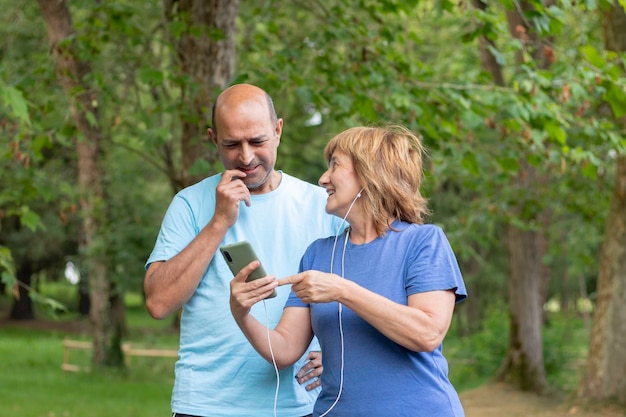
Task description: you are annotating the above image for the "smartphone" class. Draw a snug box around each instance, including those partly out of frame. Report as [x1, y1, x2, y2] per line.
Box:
[219, 241, 277, 299]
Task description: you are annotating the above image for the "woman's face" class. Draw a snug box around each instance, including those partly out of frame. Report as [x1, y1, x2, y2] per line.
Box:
[319, 150, 362, 219]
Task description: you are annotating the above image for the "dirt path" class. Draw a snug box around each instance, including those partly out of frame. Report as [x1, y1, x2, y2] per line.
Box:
[460, 382, 625, 417]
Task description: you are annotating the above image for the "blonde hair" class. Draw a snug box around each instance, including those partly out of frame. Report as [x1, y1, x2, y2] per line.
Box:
[324, 125, 429, 236]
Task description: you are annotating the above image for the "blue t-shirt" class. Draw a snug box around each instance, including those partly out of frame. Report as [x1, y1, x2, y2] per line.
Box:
[286, 221, 467, 417]
[146, 172, 343, 417]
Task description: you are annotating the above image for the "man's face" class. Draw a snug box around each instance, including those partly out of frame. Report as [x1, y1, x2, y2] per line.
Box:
[211, 101, 282, 194]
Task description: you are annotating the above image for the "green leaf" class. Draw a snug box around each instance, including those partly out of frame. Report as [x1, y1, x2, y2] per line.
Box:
[29, 291, 68, 314]
[581, 45, 605, 68]
[487, 45, 506, 66]
[497, 156, 519, 173]
[138, 67, 164, 85]
[462, 152, 480, 176]
[430, 0, 455, 13]
[86, 111, 99, 127]
[168, 20, 186, 39]
[1, 271, 16, 296]
[544, 122, 567, 145]
[603, 83, 626, 118]
[0, 246, 16, 296]
[0, 85, 31, 126]
[19, 206, 42, 231]
[581, 163, 597, 179]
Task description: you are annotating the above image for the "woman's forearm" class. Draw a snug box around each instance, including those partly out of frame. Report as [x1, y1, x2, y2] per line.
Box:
[234, 307, 314, 369]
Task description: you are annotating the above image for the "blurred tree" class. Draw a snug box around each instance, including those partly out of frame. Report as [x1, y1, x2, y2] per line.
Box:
[1, 3, 78, 319]
[475, 0, 552, 393]
[163, 0, 239, 191]
[37, 0, 123, 368]
[578, 0, 626, 405]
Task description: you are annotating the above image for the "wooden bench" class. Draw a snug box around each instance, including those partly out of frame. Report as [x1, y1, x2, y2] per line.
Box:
[122, 346, 179, 366]
[62, 338, 178, 372]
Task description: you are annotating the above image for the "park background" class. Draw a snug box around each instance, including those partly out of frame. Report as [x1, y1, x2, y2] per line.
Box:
[1, 1, 625, 416]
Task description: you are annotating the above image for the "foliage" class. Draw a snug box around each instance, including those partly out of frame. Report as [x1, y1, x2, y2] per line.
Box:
[447, 305, 510, 391]
[237, 0, 622, 321]
[543, 315, 590, 392]
[0, 246, 16, 293]
[446, 306, 592, 394]
[1, 3, 79, 301]
[1, 0, 173, 300]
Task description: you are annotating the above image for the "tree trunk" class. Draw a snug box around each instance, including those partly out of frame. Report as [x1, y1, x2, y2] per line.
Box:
[498, 183, 547, 393]
[9, 261, 34, 320]
[164, 0, 240, 190]
[578, 2, 626, 404]
[578, 154, 626, 404]
[472, 0, 549, 393]
[161, 0, 240, 329]
[78, 274, 90, 317]
[458, 245, 483, 336]
[37, 0, 123, 368]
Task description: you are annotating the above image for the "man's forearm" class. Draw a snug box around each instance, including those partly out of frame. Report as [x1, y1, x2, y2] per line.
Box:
[144, 219, 229, 319]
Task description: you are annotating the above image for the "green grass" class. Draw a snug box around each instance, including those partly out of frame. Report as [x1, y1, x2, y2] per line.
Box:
[0, 292, 178, 417]
[1, 328, 174, 416]
[0, 286, 592, 416]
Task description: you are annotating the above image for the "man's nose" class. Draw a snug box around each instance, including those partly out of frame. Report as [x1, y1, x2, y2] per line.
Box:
[239, 143, 253, 165]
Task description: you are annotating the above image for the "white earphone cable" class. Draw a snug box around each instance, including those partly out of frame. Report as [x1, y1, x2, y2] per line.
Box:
[320, 190, 361, 416]
[319, 229, 350, 417]
[263, 300, 280, 417]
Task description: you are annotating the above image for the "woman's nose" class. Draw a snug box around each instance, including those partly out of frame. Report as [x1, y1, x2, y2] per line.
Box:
[318, 169, 330, 187]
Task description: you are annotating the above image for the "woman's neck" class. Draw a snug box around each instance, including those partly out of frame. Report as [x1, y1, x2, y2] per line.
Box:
[348, 216, 393, 244]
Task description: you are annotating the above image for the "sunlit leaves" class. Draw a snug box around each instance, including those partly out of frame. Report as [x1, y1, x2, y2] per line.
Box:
[582, 45, 606, 68]
[0, 84, 31, 126]
[0, 246, 16, 293]
[461, 152, 480, 176]
[544, 122, 567, 145]
[138, 67, 165, 86]
[16, 206, 42, 231]
[603, 82, 626, 118]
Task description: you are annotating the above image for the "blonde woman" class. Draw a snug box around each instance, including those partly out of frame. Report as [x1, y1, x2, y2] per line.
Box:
[230, 125, 467, 417]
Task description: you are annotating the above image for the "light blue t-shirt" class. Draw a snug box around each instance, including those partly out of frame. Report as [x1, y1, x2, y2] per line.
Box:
[146, 172, 343, 417]
[287, 221, 467, 417]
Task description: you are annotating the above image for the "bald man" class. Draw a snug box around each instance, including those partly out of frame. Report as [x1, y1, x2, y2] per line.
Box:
[144, 84, 342, 417]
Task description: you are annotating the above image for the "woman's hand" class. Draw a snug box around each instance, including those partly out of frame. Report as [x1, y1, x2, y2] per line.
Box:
[278, 270, 343, 304]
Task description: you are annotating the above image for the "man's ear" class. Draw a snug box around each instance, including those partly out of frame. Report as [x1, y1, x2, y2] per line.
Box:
[275, 118, 283, 144]
[208, 127, 217, 145]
